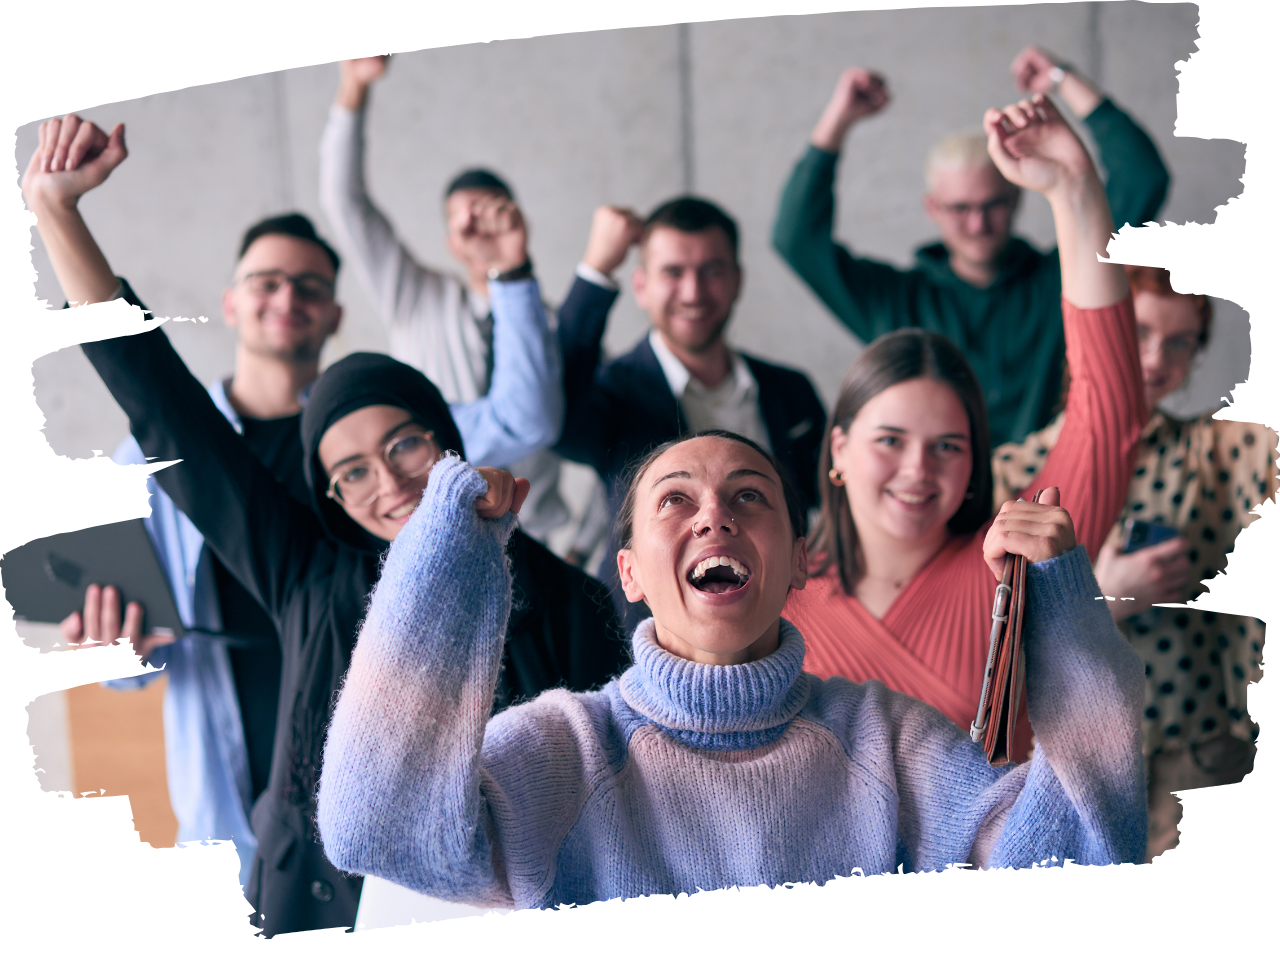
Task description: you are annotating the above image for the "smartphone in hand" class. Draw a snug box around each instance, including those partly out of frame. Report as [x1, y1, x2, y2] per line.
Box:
[1121, 518, 1180, 554]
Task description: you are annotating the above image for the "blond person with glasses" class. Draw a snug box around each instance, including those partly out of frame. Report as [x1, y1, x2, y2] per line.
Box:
[23, 113, 627, 937]
[773, 44, 1169, 447]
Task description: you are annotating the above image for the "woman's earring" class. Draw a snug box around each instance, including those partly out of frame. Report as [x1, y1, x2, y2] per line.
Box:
[828, 468, 846, 487]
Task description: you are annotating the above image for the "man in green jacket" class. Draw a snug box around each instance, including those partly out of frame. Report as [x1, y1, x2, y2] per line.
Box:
[773, 45, 1168, 445]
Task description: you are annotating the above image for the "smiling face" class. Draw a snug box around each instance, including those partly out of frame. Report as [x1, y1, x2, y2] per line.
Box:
[830, 377, 973, 553]
[317, 404, 443, 543]
[222, 234, 343, 362]
[1135, 288, 1205, 409]
[923, 162, 1020, 275]
[632, 226, 742, 356]
[616, 436, 807, 666]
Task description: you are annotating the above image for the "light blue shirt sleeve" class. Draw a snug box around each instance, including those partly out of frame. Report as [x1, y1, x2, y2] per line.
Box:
[449, 278, 564, 468]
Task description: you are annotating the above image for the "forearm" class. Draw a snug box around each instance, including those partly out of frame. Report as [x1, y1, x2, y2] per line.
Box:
[1056, 70, 1103, 119]
[81, 291, 310, 617]
[334, 75, 371, 112]
[1035, 297, 1144, 556]
[317, 458, 513, 899]
[1048, 177, 1127, 309]
[992, 547, 1146, 866]
[451, 278, 563, 467]
[30, 199, 119, 305]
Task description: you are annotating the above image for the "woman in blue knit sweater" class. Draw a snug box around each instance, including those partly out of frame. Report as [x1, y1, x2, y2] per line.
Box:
[318, 420, 1147, 905]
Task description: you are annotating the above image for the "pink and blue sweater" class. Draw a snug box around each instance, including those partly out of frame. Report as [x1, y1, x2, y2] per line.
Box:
[317, 458, 1147, 908]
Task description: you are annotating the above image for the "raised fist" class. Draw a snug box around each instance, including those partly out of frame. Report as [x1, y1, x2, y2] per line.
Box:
[1010, 45, 1066, 94]
[22, 114, 127, 211]
[826, 68, 890, 126]
[341, 56, 389, 88]
[452, 195, 529, 276]
[810, 67, 889, 152]
[475, 467, 531, 518]
[582, 205, 644, 277]
[59, 583, 176, 661]
[981, 486, 1077, 580]
[983, 94, 1095, 198]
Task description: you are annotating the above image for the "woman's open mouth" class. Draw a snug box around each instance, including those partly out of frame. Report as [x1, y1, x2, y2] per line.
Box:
[687, 555, 752, 595]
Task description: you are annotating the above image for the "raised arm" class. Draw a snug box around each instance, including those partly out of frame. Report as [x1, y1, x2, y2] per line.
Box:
[319, 57, 451, 325]
[771, 68, 913, 342]
[23, 117, 326, 621]
[318, 458, 599, 905]
[984, 94, 1145, 556]
[553, 207, 637, 473]
[887, 498, 1145, 870]
[1012, 45, 1169, 228]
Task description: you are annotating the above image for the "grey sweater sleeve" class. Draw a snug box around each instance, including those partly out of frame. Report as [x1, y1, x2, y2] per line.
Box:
[317, 104, 449, 331]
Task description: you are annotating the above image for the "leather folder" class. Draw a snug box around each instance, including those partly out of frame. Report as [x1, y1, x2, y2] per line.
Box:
[970, 489, 1042, 766]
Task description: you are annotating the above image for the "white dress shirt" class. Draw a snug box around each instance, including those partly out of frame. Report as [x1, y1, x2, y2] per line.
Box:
[647, 329, 772, 451]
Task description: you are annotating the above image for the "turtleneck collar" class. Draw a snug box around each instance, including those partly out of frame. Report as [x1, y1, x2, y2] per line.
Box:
[618, 618, 811, 751]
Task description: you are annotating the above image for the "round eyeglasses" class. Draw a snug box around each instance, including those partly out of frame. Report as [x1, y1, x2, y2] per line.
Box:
[325, 431, 441, 508]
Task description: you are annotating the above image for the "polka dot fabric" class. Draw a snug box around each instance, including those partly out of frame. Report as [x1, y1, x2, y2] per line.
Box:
[993, 409, 1276, 760]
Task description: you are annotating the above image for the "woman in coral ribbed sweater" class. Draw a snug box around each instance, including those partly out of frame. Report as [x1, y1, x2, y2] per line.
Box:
[782, 94, 1146, 762]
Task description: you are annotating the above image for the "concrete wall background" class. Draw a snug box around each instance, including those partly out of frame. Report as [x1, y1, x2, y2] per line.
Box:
[20, 2, 1248, 465]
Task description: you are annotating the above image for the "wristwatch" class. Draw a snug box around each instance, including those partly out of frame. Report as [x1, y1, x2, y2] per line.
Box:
[487, 258, 534, 283]
[1048, 65, 1069, 89]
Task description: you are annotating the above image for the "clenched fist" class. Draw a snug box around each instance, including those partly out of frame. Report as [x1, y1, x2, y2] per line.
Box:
[452, 195, 529, 276]
[810, 68, 890, 152]
[475, 467, 531, 518]
[1010, 46, 1066, 94]
[582, 205, 644, 277]
[982, 486, 1077, 580]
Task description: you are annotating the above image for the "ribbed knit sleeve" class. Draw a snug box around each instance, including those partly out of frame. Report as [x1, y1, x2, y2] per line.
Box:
[316, 457, 518, 905]
[986, 546, 1147, 866]
[1033, 296, 1145, 558]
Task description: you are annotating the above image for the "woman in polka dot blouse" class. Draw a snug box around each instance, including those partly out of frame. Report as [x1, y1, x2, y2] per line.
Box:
[992, 265, 1274, 860]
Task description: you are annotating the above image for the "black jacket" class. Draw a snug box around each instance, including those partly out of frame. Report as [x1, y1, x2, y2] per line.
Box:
[81, 280, 627, 936]
[553, 275, 826, 619]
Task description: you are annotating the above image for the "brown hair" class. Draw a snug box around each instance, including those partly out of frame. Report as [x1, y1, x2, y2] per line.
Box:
[1124, 264, 1213, 346]
[809, 330, 993, 595]
[614, 430, 807, 551]
[1049, 266, 1215, 417]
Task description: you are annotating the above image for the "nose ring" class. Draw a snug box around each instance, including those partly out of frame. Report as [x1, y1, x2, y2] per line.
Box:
[691, 518, 735, 537]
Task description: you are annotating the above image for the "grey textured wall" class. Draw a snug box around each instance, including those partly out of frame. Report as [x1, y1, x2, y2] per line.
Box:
[22, 2, 1246, 463]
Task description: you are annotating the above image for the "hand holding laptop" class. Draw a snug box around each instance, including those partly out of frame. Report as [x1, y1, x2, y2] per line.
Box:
[60, 583, 176, 660]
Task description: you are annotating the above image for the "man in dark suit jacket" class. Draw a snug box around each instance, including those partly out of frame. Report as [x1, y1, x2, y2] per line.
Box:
[555, 196, 826, 623]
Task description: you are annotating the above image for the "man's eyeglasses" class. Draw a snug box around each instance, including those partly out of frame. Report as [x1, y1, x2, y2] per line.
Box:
[326, 432, 441, 508]
[936, 194, 1019, 220]
[239, 270, 336, 304]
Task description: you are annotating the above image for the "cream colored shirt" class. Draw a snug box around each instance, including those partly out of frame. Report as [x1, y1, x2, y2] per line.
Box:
[647, 329, 772, 451]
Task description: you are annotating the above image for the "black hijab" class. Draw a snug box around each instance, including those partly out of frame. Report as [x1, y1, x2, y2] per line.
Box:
[300, 352, 466, 553]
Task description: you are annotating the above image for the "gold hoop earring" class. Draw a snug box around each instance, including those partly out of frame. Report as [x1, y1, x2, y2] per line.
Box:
[828, 468, 846, 486]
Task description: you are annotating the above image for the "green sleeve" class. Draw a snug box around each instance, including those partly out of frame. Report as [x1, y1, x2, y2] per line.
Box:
[771, 144, 913, 342]
[1083, 97, 1170, 228]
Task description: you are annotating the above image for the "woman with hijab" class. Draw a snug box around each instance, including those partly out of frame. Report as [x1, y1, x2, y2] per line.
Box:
[316, 430, 1146, 908]
[992, 265, 1275, 858]
[779, 94, 1147, 762]
[24, 119, 628, 936]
